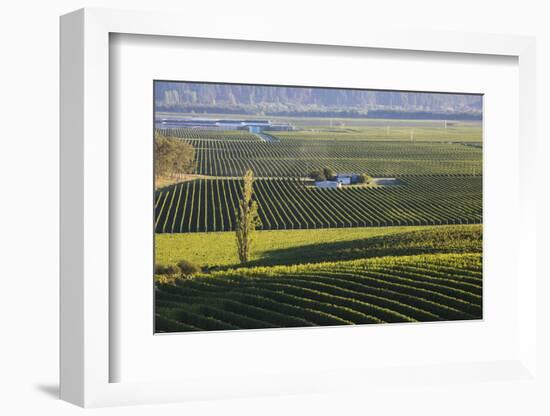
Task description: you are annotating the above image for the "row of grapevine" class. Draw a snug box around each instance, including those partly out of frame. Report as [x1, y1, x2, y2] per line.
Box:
[157, 127, 259, 141]
[157, 128, 482, 177]
[154, 176, 482, 233]
[155, 253, 483, 332]
[184, 137, 481, 161]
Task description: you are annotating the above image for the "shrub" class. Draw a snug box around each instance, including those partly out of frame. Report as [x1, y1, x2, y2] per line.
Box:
[308, 169, 325, 181]
[154, 274, 177, 285]
[358, 173, 373, 184]
[154, 131, 195, 177]
[177, 260, 201, 276]
[323, 167, 336, 180]
[155, 264, 180, 275]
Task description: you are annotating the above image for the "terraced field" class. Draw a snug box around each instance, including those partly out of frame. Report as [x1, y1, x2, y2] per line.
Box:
[157, 127, 482, 177]
[155, 176, 482, 233]
[155, 252, 482, 332]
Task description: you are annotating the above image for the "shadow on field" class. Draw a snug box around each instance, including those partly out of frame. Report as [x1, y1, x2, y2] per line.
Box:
[242, 226, 482, 269]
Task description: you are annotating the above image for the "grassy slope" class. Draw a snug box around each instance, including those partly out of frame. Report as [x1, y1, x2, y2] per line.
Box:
[155, 252, 482, 332]
[155, 176, 482, 233]
[155, 224, 481, 270]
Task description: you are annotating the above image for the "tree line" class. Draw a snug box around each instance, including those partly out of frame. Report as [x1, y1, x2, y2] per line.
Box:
[154, 131, 196, 178]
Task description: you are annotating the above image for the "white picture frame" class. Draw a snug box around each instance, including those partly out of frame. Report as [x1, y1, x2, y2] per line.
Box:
[60, 8, 539, 408]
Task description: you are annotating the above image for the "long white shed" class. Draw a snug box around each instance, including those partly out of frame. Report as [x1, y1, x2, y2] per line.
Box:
[314, 180, 342, 189]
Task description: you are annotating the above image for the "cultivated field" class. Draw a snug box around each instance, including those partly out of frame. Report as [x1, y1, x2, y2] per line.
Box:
[154, 118, 483, 332]
[155, 176, 482, 233]
[158, 126, 482, 177]
[156, 252, 482, 331]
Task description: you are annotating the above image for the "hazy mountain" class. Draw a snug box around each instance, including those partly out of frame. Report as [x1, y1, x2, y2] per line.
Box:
[155, 82, 482, 117]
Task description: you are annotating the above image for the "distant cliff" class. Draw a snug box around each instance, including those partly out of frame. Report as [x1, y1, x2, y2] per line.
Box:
[155, 82, 482, 118]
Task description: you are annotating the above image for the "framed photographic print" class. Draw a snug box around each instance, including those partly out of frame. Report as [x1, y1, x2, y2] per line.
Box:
[60, 8, 541, 410]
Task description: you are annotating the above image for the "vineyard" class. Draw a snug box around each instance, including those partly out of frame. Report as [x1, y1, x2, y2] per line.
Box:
[156, 225, 482, 270]
[155, 252, 482, 332]
[157, 127, 482, 177]
[155, 176, 482, 233]
[157, 127, 260, 141]
[154, 119, 483, 332]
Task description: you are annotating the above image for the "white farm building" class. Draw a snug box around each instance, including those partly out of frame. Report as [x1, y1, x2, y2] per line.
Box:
[335, 174, 352, 185]
[314, 180, 342, 189]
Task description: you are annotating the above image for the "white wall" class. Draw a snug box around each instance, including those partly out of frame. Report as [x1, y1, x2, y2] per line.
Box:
[1, 1, 548, 415]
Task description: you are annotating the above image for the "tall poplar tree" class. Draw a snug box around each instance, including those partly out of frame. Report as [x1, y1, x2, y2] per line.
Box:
[235, 169, 260, 264]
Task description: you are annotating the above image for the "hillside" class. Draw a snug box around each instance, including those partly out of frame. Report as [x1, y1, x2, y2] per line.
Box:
[155, 82, 482, 118]
[155, 252, 482, 332]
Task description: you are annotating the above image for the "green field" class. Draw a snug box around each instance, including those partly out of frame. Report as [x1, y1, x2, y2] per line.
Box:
[158, 126, 482, 177]
[155, 176, 482, 233]
[156, 224, 482, 269]
[158, 112, 481, 132]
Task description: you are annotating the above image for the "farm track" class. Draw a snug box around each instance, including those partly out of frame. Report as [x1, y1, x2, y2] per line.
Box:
[155, 253, 482, 332]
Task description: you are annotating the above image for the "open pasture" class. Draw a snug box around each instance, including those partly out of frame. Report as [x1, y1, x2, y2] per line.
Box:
[271, 122, 482, 142]
[157, 112, 481, 131]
